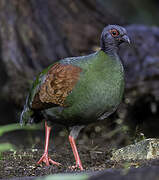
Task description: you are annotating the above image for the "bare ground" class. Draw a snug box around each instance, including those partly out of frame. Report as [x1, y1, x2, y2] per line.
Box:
[1, 123, 159, 179]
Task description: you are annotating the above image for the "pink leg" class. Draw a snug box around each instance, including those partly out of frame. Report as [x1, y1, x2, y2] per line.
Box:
[69, 135, 84, 170]
[37, 121, 61, 166]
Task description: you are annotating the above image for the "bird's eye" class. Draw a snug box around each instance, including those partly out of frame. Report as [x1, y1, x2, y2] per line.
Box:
[110, 29, 119, 37]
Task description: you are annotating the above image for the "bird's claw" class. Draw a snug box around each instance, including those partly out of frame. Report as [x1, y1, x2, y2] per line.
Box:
[69, 164, 84, 171]
[37, 152, 61, 166]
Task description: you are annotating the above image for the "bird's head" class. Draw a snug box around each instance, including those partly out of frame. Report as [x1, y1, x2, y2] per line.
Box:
[100, 25, 130, 56]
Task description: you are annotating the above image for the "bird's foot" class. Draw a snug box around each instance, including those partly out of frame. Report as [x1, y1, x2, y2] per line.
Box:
[37, 152, 61, 166]
[69, 163, 84, 171]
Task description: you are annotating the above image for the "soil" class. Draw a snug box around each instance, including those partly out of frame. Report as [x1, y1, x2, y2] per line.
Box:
[1, 123, 159, 179]
[0, 128, 113, 179]
[1, 147, 159, 180]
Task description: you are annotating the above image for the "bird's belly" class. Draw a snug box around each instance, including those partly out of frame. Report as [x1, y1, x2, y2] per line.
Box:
[44, 59, 124, 126]
[60, 76, 124, 125]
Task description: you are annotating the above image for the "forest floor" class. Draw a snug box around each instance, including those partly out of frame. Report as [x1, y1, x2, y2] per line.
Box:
[1, 147, 159, 179]
[0, 128, 112, 179]
[1, 125, 159, 179]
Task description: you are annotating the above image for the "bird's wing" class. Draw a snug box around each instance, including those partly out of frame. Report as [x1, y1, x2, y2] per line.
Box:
[30, 63, 82, 110]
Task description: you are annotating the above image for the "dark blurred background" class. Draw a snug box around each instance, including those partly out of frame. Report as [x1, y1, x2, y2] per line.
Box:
[1, 0, 159, 148]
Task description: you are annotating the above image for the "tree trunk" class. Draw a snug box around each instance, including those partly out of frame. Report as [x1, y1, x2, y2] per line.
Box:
[0, 0, 125, 107]
[1, 0, 159, 136]
[119, 25, 159, 136]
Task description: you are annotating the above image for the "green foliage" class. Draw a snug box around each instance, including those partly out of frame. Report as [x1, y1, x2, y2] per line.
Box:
[0, 143, 14, 156]
[0, 123, 41, 155]
[0, 123, 41, 136]
[36, 174, 88, 180]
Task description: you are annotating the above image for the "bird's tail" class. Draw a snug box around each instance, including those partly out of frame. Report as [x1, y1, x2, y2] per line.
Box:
[20, 105, 44, 125]
[20, 105, 34, 125]
[20, 94, 44, 125]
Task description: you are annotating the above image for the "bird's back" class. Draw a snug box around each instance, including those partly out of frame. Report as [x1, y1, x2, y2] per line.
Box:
[21, 50, 124, 126]
[43, 50, 124, 125]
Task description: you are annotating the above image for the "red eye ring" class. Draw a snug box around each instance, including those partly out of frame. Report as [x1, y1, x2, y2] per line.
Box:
[109, 29, 119, 37]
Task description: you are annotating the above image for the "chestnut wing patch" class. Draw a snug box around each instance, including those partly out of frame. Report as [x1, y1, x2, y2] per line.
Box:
[32, 63, 82, 109]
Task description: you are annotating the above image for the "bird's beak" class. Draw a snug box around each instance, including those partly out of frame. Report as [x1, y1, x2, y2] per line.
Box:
[122, 35, 131, 44]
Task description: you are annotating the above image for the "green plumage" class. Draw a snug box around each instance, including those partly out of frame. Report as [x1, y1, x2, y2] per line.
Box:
[46, 50, 124, 125]
[21, 50, 124, 126]
[20, 25, 130, 169]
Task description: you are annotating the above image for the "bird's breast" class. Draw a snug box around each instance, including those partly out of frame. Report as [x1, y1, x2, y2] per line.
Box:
[61, 57, 124, 124]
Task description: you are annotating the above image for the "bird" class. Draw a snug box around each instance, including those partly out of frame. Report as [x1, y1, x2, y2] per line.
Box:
[20, 25, 130, 170]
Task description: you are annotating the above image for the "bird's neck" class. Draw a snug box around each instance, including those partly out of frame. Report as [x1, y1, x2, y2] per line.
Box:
[100, 38, 119, 57]
[101, 45, 118, 57]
